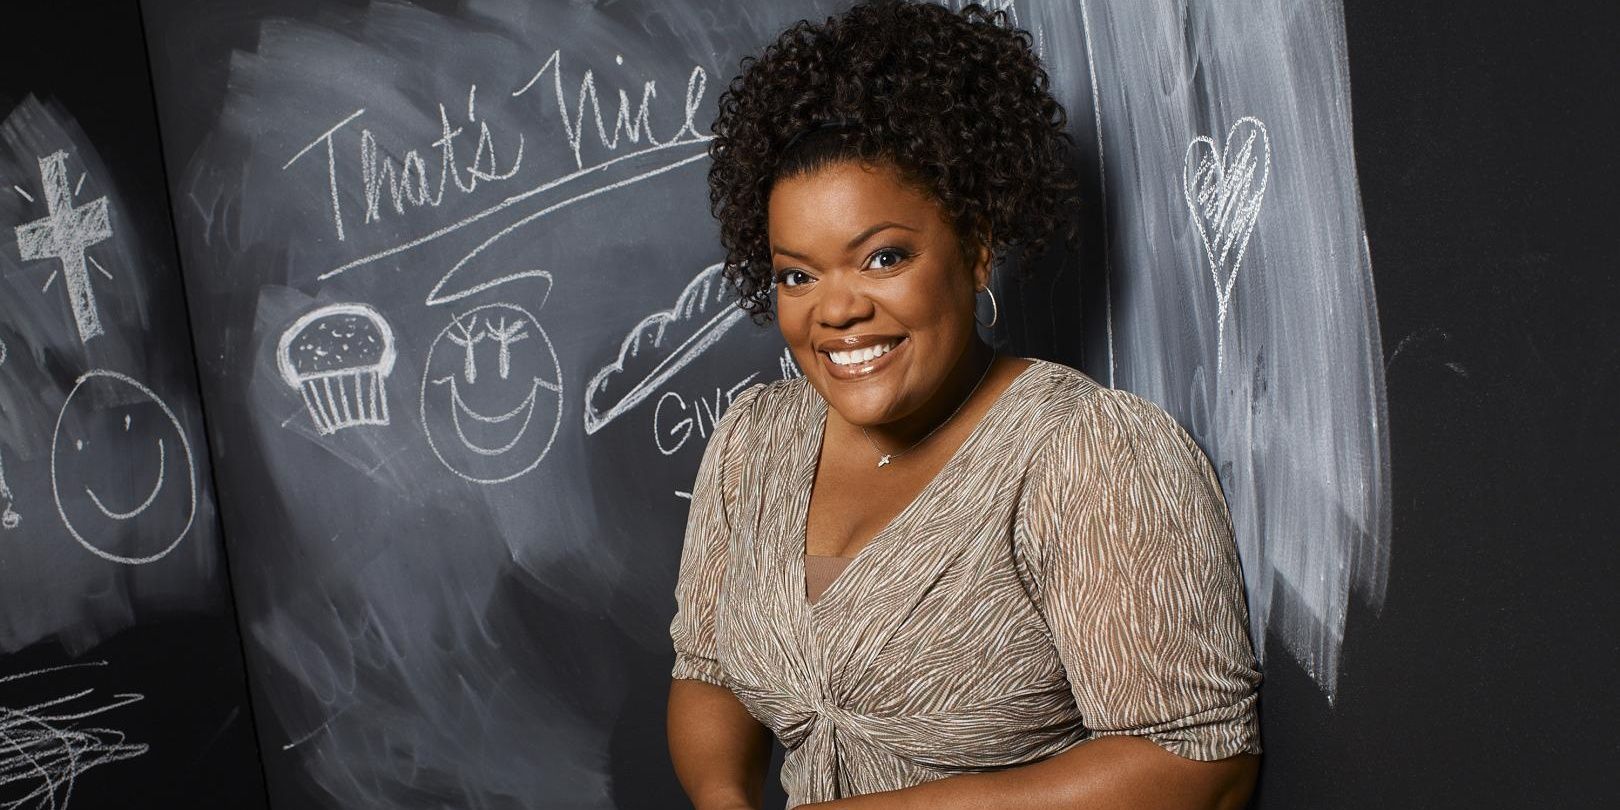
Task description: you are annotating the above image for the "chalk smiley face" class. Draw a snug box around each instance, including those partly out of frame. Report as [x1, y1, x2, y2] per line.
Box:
[419, 303, 562, 483]
[51, 370, 197, 564]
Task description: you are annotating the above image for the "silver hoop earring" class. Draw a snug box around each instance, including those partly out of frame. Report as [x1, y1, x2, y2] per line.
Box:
[974, 286, 999, 328]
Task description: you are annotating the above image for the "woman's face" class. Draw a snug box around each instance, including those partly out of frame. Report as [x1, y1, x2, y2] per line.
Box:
[768, 159, 988, 427]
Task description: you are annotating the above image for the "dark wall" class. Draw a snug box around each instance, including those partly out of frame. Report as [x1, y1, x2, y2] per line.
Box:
[1252, 2, 1619, 807]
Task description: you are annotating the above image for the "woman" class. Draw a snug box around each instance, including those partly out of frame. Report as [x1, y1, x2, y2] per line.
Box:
[667, 2, 1262, 807]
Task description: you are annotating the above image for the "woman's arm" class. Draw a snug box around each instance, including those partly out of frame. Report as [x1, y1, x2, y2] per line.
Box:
[667, 384, 770, 807]
[799, 736, 1257, 809]
[668, 677, 774, 810]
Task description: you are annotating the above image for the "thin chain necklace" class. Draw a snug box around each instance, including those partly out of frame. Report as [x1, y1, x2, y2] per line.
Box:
[860, 351, 996, 469]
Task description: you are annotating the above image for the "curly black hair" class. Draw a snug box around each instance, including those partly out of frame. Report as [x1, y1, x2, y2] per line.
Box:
[707, 0, 1081, 325]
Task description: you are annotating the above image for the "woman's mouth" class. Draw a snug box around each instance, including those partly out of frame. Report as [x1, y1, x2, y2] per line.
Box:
[821, 336, 907, 381]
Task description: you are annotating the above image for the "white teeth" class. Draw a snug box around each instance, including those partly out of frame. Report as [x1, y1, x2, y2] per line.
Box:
[828, 339, 899, 366]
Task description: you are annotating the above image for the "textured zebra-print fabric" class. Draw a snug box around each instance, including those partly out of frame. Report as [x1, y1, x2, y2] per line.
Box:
[670, 357, 1261, 807]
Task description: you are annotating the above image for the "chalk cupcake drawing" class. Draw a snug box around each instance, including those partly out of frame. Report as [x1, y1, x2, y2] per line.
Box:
[277, 302, 396, 435]
[12, 149, 114, 345]
[419, 301, 562, 484]
[1183, 115, 1271, 372]
[50, 370, 198, 565]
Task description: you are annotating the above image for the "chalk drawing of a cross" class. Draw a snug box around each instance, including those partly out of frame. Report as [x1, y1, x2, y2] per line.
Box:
[14, 150, 112, 343]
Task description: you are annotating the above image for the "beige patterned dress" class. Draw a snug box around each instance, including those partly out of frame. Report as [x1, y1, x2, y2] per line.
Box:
[670, 357, 1261, 807]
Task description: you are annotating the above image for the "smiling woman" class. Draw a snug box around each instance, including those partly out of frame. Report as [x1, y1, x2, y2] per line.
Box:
[668, 2, 1262, 809]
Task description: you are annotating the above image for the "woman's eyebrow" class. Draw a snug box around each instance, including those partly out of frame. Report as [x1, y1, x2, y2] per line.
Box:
[773, 221, 920, 261]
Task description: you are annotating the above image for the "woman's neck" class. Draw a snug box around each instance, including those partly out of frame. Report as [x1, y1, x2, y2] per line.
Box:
[840, 338, 999, 451]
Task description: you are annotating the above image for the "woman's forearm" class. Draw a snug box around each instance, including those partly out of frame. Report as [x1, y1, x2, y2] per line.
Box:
[668, 677, 774, 810]
[799, 736, 1257, 810]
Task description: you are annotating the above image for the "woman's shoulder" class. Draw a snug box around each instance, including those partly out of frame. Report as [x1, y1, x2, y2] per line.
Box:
[709, 373, 811, 449]
[1019, 360, 1205, 469]
[1019, 357, 1105, 416]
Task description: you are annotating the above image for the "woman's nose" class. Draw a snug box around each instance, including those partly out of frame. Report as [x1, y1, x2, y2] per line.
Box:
[815, 272, 873, 326]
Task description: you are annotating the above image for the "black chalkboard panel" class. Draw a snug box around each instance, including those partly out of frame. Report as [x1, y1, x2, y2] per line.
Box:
[140, 0, 827, 806]
[0, 1, 266, 808]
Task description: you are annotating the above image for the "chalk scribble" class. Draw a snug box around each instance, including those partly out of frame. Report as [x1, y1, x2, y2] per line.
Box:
[0, 661, 148, 809]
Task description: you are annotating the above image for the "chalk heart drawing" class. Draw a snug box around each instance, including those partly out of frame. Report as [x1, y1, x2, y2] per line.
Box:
[50, 370, 197, 565]
[13, 149, 113, 345]
[420, 302, 563, 484]
[1183, 115, 1271, 370]
[277, 302, 396, 435]
[584, 262, 748, 435]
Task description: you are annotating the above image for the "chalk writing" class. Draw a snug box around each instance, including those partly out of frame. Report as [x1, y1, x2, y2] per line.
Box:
[283, 83, 526, 242]
[510, 49, 708, 169]
[276, 50, 712, 305]
[652, 373, 761, 456]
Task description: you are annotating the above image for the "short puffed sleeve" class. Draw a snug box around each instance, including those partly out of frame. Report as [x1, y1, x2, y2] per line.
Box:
[668, 381, 767, 687]
[1017, 385, 1262, 761]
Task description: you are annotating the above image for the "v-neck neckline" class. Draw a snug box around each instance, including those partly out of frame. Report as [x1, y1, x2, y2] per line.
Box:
[794, 357, 1046, 611]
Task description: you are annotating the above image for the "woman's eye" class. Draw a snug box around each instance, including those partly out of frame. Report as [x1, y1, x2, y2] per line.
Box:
[866, 248, 909, 270]
[776, 269, 810, 287]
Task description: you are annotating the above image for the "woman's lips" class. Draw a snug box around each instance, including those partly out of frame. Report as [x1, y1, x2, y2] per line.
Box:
[820, 336, 907, 381]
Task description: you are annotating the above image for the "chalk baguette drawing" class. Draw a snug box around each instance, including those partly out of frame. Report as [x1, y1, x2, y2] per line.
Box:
[277, 303, 396, 435]
[420, 299, 563, 484]
[12, 150, 112, 344]
[0, 660, 148, 809]
[1183, 116, 1270, 372]
[584, 262, 749, 435]
[50, 370, 198, 565]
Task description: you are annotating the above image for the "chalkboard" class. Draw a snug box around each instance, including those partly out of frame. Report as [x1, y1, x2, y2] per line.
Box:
[0, 0, 1611, 807]
[141, 0, 1390, 804]
[0, 1, 266, 808]
[141, 0, 818, 805]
